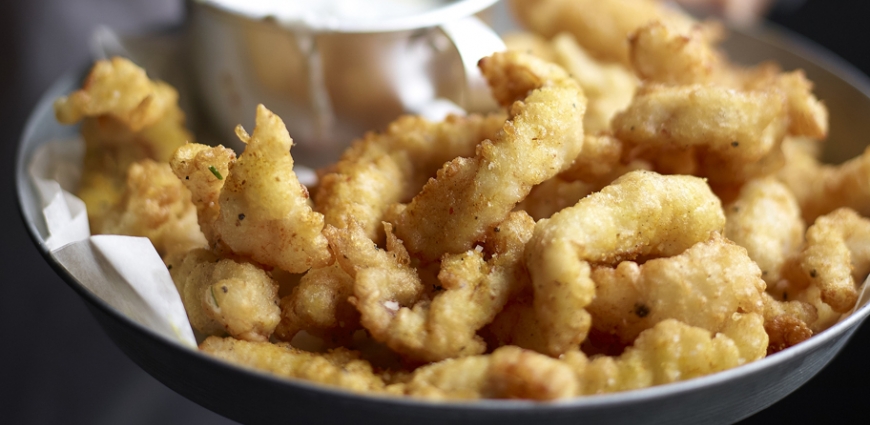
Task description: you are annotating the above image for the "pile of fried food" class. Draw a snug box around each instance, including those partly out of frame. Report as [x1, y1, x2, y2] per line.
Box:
[52, 0, 870, 401]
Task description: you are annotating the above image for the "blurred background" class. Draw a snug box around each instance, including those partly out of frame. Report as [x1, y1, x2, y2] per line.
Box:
[2, 0, 869, 423]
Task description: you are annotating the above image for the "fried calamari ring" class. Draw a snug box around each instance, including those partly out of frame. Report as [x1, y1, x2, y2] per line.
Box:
[403, 346, 576, 400]
[200, 337, 386, 393]
[394, 51, 586, 262]
[724, 178, 805, 285]
[217, 105, 331, 273]
[170, 249, 280, 342]
[510, 0, 709, 66]
[169, 143, 236, 247]
[316, 113, 505, 242]
[613, 84, 785, 163]
[575, 315, 766, 395]
[761, 292, 817, 355]
[100, 159, 206, 260]
[629, 21, 723, 86]
[795, 208, 870, 313]
[588, 234, 766, 345]
[56, 57, 194, 230]
[326, 222, 426, 349]
[778, 143, 870, 223]
[273, 262, 359, 344]
[526, 170, 725, 356]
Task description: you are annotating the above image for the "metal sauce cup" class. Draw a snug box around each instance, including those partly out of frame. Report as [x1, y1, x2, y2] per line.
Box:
[188, 0, 505, 166]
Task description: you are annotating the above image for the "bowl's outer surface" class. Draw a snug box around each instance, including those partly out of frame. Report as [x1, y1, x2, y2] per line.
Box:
[16, 25, 870, 425]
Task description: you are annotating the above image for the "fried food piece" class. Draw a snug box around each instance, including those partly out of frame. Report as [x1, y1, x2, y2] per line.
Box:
[316, 113, 505, 242]
[217, 105, 331, 273]
[577, 315, 766, 395]
[169, 143, 236, 246]
[327, 223, 426, 349]
[403, 346, 577, 400]
[558, 134, 625, 183]
[747, 70, 828, 140]
[170, 249, 280, 342]
[394, 51, 586, 263]
[517, 177, 595, 221]
[55, 57, 194, 230]
[526, 170, 725, 355]
[761, 292, 816, 355]
[526, 171, 725, 355]
[588, 234, 765, 345]
[511, 0, 707, 66]
[503, 32, 558, 62]
[550, 34, 638, 133]
[274, 262, 359, 344]
[200, 336, 386, 393]
[613, 84, 785, 162]
[778, 143, 870, 223]
[629, 21, 722, 86]
[724, 178, 805, 286]
[794, 208, 870, 313]
[99, 159, 206, 259]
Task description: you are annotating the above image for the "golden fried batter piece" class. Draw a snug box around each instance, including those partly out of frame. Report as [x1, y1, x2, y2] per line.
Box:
[99, 159, 206, 260]
[394, 51, 586, 263]
[403, 346, 576, 400]
[170, 249, 280, 342]
[217, 105, 331, 273]
[549, 34, 638, 133]
[629, 21, 723, 86]
[588, 234, 766, 345]
[613, 84, 786, 163]
[55, 57, 194, 230]
[274, 262, 359, 344]
[526, 170, 725, 356]
[200, 337, 386, 393]
[792, 208, 870, 313]
[326, 223, 426, 351]
[169, 143, 236, 246]
[511, 0, 708, 66]
[778, 142, 870, 223]
[575, 315, 766, 395]
[724, 178, 805, 286]
[761, 292, 816, 355]
[316, 113, 505, 242]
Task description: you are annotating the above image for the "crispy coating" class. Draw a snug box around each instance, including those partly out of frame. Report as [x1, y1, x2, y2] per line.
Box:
[326, 223, 426, 349]
[558, 134, 625, 183]
[394, 51, 586, 263]
[216, 105, 331, 273]
[724, 178, 805, 285]
[169, 143, 236, 246]
[274, 262, 359, 344]
[503, 32, 558, 62]
[778, 143, 870, 223]
[588, 234, 766, 345]
[795, 208, 870, 313]
[316, 113, 505, 242]
[613, 84, 785, 162]
[550, 34, 638, 133]
[510, 0, 706, 66]
[403, 346, 576, 400]
[629, 21, 722, 86]
[577, 315, 766, 395]
[761, 292, 816, 355]
[100, 159, 206, 259]
[170, 249, 280, 342]
[526, 170, 725, 355]
[56, 57, 193, 230]
[200, 337, 386, 393]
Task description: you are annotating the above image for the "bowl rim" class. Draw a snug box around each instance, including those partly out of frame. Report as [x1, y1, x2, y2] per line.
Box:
[15, 22, 870, 413]
[195, 0, 502, 33]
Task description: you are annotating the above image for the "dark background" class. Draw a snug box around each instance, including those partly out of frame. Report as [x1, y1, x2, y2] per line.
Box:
[2, 1, 869, 423]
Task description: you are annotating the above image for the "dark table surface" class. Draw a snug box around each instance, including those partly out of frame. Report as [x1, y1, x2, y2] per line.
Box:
[2, 1, 869, 424]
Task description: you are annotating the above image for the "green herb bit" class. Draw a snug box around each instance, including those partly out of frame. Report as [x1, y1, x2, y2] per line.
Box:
[210, 286, 220, 308]
[209, 165, 224, 180]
